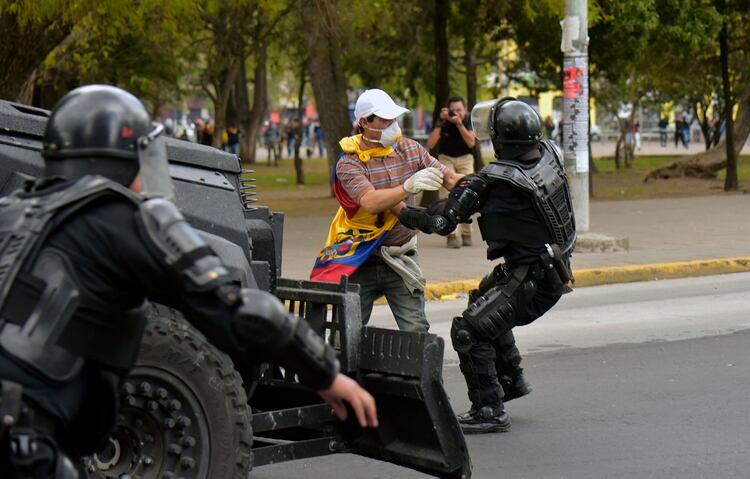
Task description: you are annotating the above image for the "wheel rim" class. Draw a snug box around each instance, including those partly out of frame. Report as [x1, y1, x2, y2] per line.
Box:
[91, 365, 211, 478]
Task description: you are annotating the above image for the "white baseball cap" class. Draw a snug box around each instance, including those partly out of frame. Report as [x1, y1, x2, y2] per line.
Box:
[354, 89, 410, 121]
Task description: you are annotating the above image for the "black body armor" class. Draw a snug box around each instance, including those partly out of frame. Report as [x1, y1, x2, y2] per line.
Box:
[0, 177, 145, 384]
[478, 140, 576, 255]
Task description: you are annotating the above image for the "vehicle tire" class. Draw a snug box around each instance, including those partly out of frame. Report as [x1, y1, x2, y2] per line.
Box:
[89, 304, 253, 479]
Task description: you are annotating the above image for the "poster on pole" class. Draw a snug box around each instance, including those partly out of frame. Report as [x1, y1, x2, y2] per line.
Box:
[562, 56, 589, 173]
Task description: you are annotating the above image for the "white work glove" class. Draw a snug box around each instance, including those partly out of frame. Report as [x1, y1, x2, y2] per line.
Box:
[403, 167, 444, 194]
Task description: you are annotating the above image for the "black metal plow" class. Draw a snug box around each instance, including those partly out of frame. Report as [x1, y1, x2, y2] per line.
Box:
[252, 277, 472, 478]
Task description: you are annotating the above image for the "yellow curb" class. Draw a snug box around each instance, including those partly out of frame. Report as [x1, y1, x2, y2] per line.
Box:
[423, 256, 750, 301]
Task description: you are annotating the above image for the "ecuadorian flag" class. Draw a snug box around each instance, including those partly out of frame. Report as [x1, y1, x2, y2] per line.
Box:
[310, 140, 399, 282]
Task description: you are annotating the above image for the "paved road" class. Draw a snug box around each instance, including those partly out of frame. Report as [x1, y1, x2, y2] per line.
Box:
[253, 273, 750, 478]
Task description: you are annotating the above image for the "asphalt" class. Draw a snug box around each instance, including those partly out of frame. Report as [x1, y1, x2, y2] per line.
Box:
[278, 194, 750, 298]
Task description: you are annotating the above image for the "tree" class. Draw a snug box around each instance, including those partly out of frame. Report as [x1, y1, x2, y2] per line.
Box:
[645, 0, 750, 182]
[232, 2, 295, 164]
[1, 1, 188, 109]
[0, 1, 71, 102]
[301, 0, 351, 174]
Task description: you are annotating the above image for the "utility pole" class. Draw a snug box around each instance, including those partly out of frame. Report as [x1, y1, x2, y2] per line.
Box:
[560, 0, 589, 232]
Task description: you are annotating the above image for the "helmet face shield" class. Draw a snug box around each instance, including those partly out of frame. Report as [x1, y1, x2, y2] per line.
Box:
[137, 124, 174, 199]
[470, 99, 498, 141]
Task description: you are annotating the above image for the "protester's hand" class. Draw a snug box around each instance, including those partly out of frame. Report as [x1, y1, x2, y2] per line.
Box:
[447, 113, 462, 126]
[439, 108, 450, 121]
[319, 373, 378, 428]
[403, 167, 444, 194]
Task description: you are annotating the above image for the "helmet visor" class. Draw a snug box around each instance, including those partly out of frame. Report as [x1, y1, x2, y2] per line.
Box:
[470, 99, 498, 141]
[137, 124, 174, 199]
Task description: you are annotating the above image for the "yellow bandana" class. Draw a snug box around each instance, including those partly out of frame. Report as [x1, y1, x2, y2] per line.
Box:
[339, 134, 394, 162]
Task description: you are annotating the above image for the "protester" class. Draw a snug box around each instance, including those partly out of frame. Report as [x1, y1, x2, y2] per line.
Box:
[311, 89, 462, 332]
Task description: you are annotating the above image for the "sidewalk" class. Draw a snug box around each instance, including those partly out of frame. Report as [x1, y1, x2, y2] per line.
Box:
[278, 194, 750, 298]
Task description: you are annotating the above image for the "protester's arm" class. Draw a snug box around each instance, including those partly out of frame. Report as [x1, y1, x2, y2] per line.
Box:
[359, 187, 410, 214]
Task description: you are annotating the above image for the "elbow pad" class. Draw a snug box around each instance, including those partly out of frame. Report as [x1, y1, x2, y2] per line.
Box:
[232, 289, 339, 390]
[445, 174, 488, 224]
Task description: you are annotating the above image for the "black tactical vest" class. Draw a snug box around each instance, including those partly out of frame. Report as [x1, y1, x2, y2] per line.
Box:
[0, 176, 146, 384]
[479, 141, 576, 254]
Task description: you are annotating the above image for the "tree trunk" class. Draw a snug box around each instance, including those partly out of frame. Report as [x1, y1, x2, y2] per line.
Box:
[302, 0, 351, 191]
[294, 61, 306, 185]
[624, 100, 639, 168]
[463, 26, 485, 173]
[212, 63, 240, 150]
[644, 84, 750, 182]
[694, 99, 714, 151]
[237, 45, 267, 165]
[614, 134, 623, 169]
[719, 2, 737, 191]
[421, 0, 451, 207]
[432, 0, 451, 127]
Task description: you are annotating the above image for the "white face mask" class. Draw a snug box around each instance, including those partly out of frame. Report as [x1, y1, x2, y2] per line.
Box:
[365, 121, 402, 147]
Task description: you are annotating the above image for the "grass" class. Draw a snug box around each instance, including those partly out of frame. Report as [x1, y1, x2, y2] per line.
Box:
[243, 156, 331, 191]
[590, 155, 749, 200]
[244, 154, 749, 216]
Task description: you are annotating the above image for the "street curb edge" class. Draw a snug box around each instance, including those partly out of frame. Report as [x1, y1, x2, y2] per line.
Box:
[424, 256, 750, 300]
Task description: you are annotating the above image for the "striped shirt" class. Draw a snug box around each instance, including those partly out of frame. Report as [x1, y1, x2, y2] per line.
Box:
[336, 138, 456, 246]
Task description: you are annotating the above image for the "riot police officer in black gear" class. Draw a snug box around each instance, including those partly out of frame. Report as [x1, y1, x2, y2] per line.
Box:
[399, 97, 575, 434]
[0, 85, 377, 477]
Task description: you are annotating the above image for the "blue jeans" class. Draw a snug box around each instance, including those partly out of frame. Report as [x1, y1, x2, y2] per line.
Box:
[349, 255, 429, 333]
[226, 143, 240, 155]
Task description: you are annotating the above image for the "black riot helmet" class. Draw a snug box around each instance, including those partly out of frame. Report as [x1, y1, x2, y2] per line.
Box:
[471, 97, 543, 160]
[42, 85, 173, 197]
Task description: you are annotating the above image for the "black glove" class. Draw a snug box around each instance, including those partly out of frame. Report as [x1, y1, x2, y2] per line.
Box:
[398, 206, 434, 233]
[398, 206, 456, 236]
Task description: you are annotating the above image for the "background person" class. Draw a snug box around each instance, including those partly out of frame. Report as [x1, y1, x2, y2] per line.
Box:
[427, 96, 477, 249]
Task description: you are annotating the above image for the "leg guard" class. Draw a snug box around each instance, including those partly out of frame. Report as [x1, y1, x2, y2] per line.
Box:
[462, 265, 537, 340]
[494, 330, 532, 402]
[494, 330, 522, 376]
[451, 317, 503, 409]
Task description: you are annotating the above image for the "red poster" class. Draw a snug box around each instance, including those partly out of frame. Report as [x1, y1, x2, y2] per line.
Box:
[563, 67, 583, 99]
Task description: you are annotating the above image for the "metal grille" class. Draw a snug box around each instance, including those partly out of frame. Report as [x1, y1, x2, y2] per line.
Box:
[239, 169, 258, 211]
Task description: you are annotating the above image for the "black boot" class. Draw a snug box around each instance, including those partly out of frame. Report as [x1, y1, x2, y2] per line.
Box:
[457, 405, 511, 434]
[500, 370, 532, 402]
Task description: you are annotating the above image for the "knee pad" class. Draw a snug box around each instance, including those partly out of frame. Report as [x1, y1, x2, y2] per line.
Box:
[451, 317, 474, 354]
[463, 285, 516, 340]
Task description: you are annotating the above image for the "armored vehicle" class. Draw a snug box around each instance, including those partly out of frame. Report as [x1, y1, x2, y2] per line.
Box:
[0, 99, 471, 478]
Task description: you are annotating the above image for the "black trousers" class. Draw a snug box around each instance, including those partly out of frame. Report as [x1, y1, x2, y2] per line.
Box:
[456, 265, 562, 409]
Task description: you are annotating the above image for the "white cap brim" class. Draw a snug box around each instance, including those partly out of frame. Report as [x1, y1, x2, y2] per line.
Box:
[373, 104, 410, 120]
